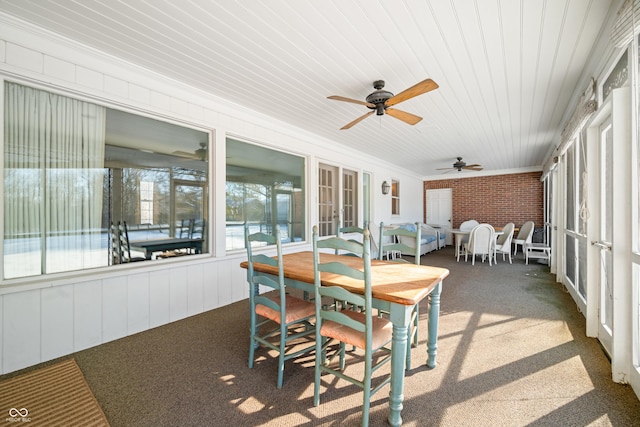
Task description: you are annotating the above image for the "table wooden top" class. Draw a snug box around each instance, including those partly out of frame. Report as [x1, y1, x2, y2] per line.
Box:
[240, 251, 449, 306]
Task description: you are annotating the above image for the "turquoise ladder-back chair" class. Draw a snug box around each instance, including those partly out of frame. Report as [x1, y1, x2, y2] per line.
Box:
[244, 224, 316, 388]
[312, 226, 392, 427]
[378, 222, 421, 370]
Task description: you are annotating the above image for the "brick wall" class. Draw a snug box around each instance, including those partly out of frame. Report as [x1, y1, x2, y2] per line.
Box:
[423, 172, 544, 229]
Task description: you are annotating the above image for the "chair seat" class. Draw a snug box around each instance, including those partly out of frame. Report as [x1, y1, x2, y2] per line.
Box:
[256, 294, 316, 324]
[320, 310, 392, 350]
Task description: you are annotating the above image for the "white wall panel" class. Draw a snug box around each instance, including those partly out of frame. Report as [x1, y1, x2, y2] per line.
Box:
[202, 261, 219, 311]
[102, 277, 128, 343]
[104, 75, 128, 99]
[170, 97, 188, 117]
[169, 267, 188, 322]
[41, 285, 74, 361]
[129, 83, 150, 105]
[232, 259, 249, 302]
[44, 56, 75, 83]
[76, 65, 103, 90]
[5, 43, 42, 73]
[149, 269, 171, 328]
[73, 280, 103, 352]
[217, 261, 235, 307]
[187, 264, 204, 317]
[3, 291, 40, 373]
[127, 273, 150, 335]
[150, 90, 171, 111]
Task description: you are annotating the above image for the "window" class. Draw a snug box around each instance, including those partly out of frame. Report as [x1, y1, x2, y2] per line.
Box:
[391, 179, 400, 215]
[363, 172, 371, 227]
[225, 138, 305, 250]
[318, 163, 338, 236]
[3, 82, 209, 279]
[343, 169, 357, 228]
[317, 163, 359, 236]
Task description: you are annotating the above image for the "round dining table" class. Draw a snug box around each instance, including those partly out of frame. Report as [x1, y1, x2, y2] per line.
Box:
[451, 228, 503, 262]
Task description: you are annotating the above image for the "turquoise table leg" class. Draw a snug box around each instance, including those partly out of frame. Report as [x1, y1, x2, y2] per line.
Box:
[426, 281, 442, 368]
[387, 305, 411, 427]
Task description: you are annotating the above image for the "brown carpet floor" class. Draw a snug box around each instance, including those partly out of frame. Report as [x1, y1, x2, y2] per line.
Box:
[3, 247, 640, 426]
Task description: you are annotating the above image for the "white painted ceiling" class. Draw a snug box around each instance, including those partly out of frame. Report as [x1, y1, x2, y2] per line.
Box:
[0, 0, 621, 177]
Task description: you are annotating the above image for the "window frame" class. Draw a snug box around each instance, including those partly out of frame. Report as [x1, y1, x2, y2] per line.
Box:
[2, 79, 212, 281]
[391, 179, 400, 215]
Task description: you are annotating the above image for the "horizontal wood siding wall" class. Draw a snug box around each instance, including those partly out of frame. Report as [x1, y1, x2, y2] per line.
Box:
[423, 172, 544, 230]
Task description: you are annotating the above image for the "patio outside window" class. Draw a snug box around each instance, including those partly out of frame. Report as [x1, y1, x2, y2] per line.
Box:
[3, 82, 209, 279]
[225, 138, 305, 250]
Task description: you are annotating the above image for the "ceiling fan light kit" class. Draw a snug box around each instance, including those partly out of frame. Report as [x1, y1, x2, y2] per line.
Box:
[327, 78, 439, 129]
[437, 157, 483, 173]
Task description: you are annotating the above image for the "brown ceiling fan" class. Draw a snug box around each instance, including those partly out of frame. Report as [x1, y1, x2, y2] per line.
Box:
[327, 78, 439, 130]
[172, 142, 207, 161]
[437, 157, 483, 172]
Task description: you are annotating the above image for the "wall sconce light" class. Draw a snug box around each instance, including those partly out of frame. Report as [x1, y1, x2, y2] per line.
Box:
[381, 181, 390, 195]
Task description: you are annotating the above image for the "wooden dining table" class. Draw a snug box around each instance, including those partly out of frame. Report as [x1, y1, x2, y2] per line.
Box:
[240, 251, 449, 426]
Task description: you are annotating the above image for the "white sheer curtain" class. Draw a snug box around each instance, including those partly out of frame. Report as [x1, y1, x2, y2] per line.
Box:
[4, 82, 105, 278]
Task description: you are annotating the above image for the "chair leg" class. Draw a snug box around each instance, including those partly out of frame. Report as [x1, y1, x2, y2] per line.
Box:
[362, 365, 372, 427]
[314, 336, 325, 407]
[277, 324, 286, 389]
[248, 311, 257, 369]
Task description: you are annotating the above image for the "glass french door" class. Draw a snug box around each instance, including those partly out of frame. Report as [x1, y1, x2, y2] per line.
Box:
[318, 163, 339, 236]
[596, 118, 614, 355]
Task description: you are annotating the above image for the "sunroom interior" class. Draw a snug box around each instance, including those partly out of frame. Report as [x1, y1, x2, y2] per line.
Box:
[0, 0, 639, 417]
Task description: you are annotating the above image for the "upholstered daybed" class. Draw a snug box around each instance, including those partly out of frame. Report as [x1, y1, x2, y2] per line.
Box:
[390, 223, 444, 256]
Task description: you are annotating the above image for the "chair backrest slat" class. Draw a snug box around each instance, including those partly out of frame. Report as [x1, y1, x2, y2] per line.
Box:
[245, 224, 285, 313]
[313, 226, 372, 334]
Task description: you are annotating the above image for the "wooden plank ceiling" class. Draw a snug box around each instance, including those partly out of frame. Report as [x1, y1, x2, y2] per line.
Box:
[0, 0, 620, 176]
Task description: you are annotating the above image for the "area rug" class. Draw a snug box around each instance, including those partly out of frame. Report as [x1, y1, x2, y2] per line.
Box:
[0, 359, 109, 426]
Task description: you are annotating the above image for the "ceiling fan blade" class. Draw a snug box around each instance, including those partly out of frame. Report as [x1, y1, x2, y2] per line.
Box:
[464, 163, 481, 168]
[463, 166, 484, 171]
[327, 95, 375, 108]
[385, 108, 423, 125]
[340, 111, 374, 130]
[385, 78, 439, 107]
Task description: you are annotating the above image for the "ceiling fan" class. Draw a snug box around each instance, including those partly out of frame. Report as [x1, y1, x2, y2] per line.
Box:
[437, 157, 483, 172]
[327, 78, 439, 130]
[173, 142, 207, 161]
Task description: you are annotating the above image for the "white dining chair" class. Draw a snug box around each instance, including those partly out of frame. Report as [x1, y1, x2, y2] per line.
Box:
[463, 223, 495, 266]
[513, 221, 535, 256]
[456, 220, 479, 261]
[494, 222, 515, 264]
